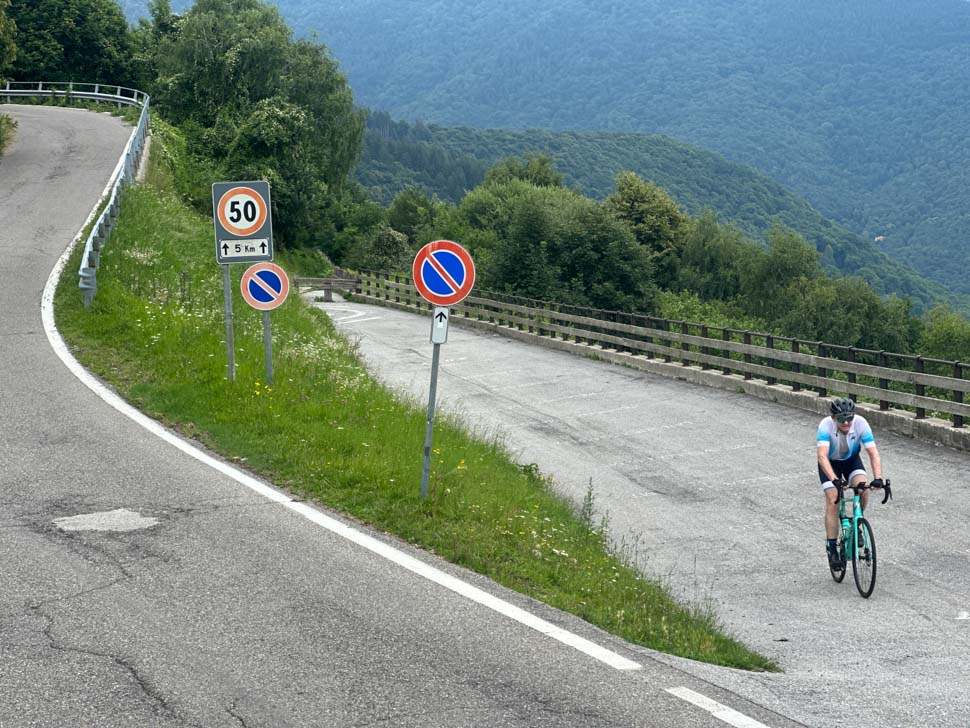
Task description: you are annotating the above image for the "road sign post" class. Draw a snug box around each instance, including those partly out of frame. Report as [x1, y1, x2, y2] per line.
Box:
[212, 181, 274, 381]
[412, 241, 476, 498]
[240, 262, 289, 386]
[222, 265, 236, 381]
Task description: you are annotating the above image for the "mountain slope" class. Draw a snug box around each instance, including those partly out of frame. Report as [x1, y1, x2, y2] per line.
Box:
[358, 118, 963, 314]
[245, 0, 970, 297]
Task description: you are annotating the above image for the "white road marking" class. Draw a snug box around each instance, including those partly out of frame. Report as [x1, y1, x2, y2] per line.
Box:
[42, 233, 641, 673]
[957, 611, 970, 620]
[666, 686, 771, 728]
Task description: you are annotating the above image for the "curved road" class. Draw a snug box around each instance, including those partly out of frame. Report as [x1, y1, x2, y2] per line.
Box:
[314, 298, 970, 728]
[0, 108, 807, 726]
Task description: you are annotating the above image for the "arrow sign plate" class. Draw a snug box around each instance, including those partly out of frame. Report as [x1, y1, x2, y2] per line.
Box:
[431, 306, 449, 344]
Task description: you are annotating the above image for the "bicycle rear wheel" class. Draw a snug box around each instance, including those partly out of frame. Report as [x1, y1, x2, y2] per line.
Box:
[852, 518, 877, 598]
[829, 535, 846, 583]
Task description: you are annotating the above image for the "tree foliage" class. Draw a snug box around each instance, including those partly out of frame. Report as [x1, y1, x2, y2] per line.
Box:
[456, 175, 656, 312]
[8, 0, 133, 84]
[605, 172, 690, 289]
[351, 119, 962, 315]
[0, 0, 15, 77]
[484, 153, 564, 189]
[272, 0, 970, 295]
[145, 0, 363, 247]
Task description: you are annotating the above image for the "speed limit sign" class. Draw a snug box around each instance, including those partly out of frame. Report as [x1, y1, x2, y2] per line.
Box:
[212, 181, 274, 264]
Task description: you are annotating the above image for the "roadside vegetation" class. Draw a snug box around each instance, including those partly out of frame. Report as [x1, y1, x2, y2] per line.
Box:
[54, 118, 777, 671]
[0, 112, 13, 152]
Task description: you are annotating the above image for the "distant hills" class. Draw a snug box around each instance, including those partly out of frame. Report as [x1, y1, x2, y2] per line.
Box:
[203, 0, 969, 297]
[118, 0, 970, 302]
[358, 114, 964, 315]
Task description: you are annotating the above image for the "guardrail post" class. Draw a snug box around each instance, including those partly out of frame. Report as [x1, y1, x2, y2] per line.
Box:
[700, 324, 709, 369]
[721, 329, 731, 375]
[953, 362, 964, 428]
[915, 357, 926, 419]
[644, 317, 654, 359]
[817, 342, 827, 397]
[743, 331, 752, 379]
[879, 351, 889, 410]
[791, 340, 801, 392]
[766, 335, 776, 386]
[680, 321, 689, 365]
[79, 267, 97, 309]
[847, 347, 857, 401]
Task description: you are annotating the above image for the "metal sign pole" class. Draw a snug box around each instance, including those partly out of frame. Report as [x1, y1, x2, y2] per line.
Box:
[262, 310, 274, 386]
[420, 342, 442, 499]
[222, 264, 235, 381]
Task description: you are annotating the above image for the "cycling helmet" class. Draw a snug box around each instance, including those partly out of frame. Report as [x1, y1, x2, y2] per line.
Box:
[830, 397, 856, 417]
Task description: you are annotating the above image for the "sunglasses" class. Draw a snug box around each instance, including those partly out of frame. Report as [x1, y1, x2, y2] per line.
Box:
[836, 415, 855, 424]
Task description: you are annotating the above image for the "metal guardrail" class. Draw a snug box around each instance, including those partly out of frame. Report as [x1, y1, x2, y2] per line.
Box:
[354, 269, 969, 428]
[3, 81, 151, 307]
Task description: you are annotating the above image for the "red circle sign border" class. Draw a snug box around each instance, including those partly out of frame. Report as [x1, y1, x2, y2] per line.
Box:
[218, 186, 269, 237]
[240, 262, 290, 311]
[411, 240, 476, 306]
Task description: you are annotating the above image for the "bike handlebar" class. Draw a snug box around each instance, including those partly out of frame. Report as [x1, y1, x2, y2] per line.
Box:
[833, 478, 892, 505]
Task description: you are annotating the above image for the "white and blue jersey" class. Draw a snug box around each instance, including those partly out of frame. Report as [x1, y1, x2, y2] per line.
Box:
[817, 415, 875, 461]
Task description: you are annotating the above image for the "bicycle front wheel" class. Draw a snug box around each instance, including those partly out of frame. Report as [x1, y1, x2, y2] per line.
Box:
[852, 518, 877, 598]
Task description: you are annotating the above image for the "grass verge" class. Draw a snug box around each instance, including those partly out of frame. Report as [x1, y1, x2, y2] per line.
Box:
[0, 113, 16, 153]
[53, 128, 777, 672]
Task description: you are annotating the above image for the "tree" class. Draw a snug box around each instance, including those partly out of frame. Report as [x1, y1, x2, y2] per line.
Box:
[9, 0, 131, 84]
[0, 0, 15, 78]
[605, 171, 690, 289]
[128, 0, 180, 92]
[151, 0, 363, 248]
[153, 0, 291, 126]
[387, 186, 436, 246]
[676, 211, 750, 301]
[487, 193, 559, 300]
[358, 225, 411, 272]
[919, 305, 970, 362]
[484, 153, 564, 188]
[740, 226, 819, 320]
[464, 179, 656, 311]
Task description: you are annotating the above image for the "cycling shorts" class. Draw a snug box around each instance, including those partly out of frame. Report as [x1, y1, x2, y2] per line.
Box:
[818, 452, 866, 490]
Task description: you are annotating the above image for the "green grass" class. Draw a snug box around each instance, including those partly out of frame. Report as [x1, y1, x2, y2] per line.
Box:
[53, 146, 777, 673]
[0, 113, 16, 153]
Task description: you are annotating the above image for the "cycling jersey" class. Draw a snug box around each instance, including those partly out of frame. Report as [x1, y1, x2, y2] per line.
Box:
[817, 415, 875, 461]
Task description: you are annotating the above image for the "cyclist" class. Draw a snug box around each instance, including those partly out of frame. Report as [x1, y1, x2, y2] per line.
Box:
[817, 397, 885, 569]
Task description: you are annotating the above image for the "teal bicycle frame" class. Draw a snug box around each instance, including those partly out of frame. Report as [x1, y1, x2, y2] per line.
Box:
[830, 480, 890, 598]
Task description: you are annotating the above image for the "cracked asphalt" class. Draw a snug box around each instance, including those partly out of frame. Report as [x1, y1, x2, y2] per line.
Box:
[0, 107, 809, 727]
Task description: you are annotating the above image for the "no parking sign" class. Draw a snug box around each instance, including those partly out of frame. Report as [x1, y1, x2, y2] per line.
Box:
[412, 240, 476, 499]
[240, 262, 289, 386]
[412, 240, 476, 307]
[240, 262, 289, 311]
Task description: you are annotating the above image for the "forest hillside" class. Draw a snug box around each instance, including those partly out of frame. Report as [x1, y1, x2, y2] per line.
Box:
[120, 0, 970, 296]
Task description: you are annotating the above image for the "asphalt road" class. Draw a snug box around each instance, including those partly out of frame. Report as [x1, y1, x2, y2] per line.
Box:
[313, 297, 970, 728]
[0, 108, 811, 726]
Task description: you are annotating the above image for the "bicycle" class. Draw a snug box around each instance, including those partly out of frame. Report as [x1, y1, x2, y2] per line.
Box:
[828, 479, 893, 598]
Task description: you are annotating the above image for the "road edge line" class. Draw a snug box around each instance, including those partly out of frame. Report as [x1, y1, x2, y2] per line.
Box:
[41, 217, 641, 673]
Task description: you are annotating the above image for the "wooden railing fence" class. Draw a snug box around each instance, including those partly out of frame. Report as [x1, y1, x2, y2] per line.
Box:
[317, 270, 969, 429]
